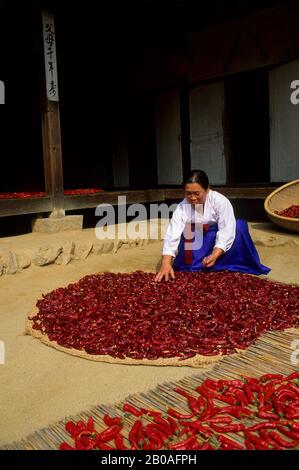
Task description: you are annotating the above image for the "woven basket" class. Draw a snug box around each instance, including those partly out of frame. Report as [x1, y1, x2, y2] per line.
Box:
[264, 179, 299, 232]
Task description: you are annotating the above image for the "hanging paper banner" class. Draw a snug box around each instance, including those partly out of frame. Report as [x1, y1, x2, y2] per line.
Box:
[42, 12, 59, 102]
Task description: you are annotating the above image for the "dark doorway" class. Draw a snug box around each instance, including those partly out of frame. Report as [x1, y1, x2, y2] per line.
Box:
[128, 96, 158, 189]
[225, 68, 270, 184]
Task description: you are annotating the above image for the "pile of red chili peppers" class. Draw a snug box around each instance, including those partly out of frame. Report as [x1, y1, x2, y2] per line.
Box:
[0, 189, 104, 199]
[60, 371, 299, 450]
[30, 271, 299, 360]
[275, 205, 299, 219]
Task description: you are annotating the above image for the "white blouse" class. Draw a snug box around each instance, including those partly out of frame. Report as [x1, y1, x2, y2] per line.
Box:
[162, 189, 236, 257]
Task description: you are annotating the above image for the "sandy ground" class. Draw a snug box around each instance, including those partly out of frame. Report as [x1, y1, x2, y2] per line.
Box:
[0, 222, 299, 446]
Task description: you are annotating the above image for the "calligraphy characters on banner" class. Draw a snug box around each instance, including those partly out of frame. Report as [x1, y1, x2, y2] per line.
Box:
[42, 12, 59, 102]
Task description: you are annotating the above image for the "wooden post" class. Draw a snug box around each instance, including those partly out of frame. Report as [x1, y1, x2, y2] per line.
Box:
[41, 11, 65, 218]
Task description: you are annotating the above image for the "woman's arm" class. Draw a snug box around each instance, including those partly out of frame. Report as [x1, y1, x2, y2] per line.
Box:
[214, 197, 236, 253]
[203, 196, 236, 268]
[202, 247, 224, 267]
[155, 205, 185, 282]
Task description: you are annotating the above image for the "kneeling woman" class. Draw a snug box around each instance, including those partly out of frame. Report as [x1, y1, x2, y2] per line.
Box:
[155, 170, 270, 282]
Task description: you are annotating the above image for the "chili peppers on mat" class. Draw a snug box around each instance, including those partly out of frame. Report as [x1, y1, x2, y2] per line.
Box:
[0, 189, 104, 199]
[60, 372, 299, 450]
[30, 271, 299, 360]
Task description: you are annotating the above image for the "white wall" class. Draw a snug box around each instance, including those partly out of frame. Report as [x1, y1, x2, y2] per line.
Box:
[269, 60, 299, 182]
[190, 82, 226, 185]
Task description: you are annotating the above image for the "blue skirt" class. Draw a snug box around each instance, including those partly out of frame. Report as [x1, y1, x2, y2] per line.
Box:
[173, 219, 271, 275]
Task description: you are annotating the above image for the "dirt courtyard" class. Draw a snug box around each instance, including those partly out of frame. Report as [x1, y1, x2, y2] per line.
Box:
[0, 222, 299, 446]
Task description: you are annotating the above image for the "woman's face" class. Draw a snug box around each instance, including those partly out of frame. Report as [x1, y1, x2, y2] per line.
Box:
[184, 183, 209, 206]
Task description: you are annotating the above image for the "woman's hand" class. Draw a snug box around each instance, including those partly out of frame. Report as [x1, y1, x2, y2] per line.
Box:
[155, 256, 175, 282]
[203, 248, 224, 268]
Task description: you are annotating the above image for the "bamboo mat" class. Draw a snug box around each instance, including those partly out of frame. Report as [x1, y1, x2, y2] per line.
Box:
[2, 328, 299, 450]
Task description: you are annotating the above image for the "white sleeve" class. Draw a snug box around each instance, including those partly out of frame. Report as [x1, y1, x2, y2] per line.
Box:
[214, 197, 236, 252]
[162, 205, 186, 257]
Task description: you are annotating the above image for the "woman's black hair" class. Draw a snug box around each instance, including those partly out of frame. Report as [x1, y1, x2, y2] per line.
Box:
[183, 170, 209, 190]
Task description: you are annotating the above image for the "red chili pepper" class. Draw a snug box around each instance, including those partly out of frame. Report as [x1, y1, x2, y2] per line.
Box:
[65, 421, 79, 438]
[198, 396, 206, 410]
[169, 436, 197, 450]
[285, 410, 299, 419]
[218, 405, 252, 419]
[216, 394, 238, 406]
[86, 417, 95, 433]
[243, 376, 260, 386]
[210, 423, 245, 433]
[272, 395, 284, 416]
[277, 390, 298, 402]
[218, 435, 244, 450]
[129, 420, 143, 449]
[199, 398, 219, 420]
[153, 416, 173, 435]
[286, 400, 299, 411]
[123, 403, 143, 417]
[247, 421, 280, 432]
[167, 417, 180, 436]
[258, 391, 265, 409]
[259, 404, 273, 413]
[261, 373, 283, 382]
[179, 420, 213, 438]
[268, 431, 299, 448]
[144, 425, 168, 443]
[75, 436, 97, 450]
[65, 420, 87, 439]
[259, 429, 271, 444]
[200, 442, 215, 450]
[235, 390, 249, 407]
[277, 426, 299, 440]
[147, 423, 171, 439]
[145, 431, 163, 449]
[245, 431, 270, 450]
[60, 442, 75, 450]
[206, 416, 233, 424]
[285, 372, 299, 381]
[174, 387, 193, 399]
[203, 378, 220, 390]
[114, 433, 127, 450]
[285, 383, 299, 397]
[257, 411, 280, 420]
[167, 407, 194, 419]
[245, 438, 255, 450]
[140, 408, 162, 418]
[219, 379, 244, 388]
[96, 441, 114, 450]
[196, 385, 215, 399]
[103, 414, 123, 427]
[98, 425, 122, 443]
[244, 384, 255, 404]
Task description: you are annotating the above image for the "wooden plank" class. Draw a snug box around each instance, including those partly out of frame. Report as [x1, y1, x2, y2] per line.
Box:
[0, 187, 279, 217]
[64, 190, 166, 211]
[0, 197, 52, 217]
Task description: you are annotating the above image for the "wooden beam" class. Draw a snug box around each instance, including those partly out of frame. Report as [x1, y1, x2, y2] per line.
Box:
[0, 197, 52, 217]
[41, 11, 65, 218]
